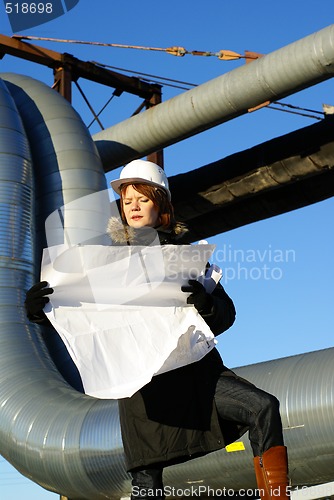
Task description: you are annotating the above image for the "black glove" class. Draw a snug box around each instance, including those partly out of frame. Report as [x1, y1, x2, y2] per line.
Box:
[24, 281, 54, 320]
[181, 279, 213, 315]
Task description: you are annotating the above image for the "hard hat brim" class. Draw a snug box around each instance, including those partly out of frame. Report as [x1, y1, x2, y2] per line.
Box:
[110, 177, 171, 200]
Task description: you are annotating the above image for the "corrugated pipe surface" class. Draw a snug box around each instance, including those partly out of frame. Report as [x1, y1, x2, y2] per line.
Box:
[0, 74, 129, 499]
[0, 73, 334, 498]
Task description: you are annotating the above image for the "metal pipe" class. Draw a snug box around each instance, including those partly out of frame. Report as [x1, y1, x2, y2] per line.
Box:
[163, 347, 334, 490]
[92, 23, 334, 170]
[0, 73, 129, 499]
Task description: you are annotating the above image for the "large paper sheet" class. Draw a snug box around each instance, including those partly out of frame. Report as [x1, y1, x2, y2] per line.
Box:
[41, 244, 217, 399]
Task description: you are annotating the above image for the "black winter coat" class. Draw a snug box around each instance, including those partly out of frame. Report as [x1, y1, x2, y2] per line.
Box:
[106, 218, 249, 472]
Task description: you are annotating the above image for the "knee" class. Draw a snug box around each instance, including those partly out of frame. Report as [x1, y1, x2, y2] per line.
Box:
[261, 392, 281, 418]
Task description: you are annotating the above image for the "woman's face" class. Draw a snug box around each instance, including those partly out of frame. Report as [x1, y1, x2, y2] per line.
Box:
[122, 184, 160, 228]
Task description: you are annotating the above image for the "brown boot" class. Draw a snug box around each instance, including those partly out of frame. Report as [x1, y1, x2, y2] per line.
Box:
[253, 445, 289, 499]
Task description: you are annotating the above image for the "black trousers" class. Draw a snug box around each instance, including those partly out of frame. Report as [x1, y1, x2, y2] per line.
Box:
[213, 369, 284, 456]
[131, 370, 284, 498]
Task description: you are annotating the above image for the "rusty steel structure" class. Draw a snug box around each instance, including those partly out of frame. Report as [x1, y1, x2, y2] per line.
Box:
[0, 33, 163, 165]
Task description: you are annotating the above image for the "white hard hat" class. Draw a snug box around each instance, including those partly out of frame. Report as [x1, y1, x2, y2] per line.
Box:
[110, 159, 171, 200]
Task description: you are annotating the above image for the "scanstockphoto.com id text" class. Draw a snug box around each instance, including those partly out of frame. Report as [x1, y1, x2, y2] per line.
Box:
[132, 484, 294, 497]
[132, 484, 333, 497]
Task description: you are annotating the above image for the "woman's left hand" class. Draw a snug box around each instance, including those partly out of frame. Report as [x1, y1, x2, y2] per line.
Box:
[181, 279, 213, 314]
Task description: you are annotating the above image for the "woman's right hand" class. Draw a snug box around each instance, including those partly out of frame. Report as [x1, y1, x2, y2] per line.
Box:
[24, 281, 54, 321]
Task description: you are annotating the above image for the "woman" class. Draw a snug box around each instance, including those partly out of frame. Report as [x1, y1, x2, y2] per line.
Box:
[25, 159, 289, 500]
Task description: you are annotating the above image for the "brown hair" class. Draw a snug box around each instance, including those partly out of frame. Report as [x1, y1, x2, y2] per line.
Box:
[120, 183, 175, 230]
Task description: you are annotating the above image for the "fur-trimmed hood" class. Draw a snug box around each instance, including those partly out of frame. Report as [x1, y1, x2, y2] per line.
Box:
[106, 216, 188, 245]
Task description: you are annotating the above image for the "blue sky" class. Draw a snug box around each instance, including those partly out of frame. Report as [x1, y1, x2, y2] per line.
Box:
[0, 0, 333, 498]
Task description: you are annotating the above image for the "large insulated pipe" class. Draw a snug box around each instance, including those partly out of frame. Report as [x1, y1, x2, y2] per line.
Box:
[162, 347, 334, 491]
[93, 23, 334, 170]
[0, 73, 129, 499]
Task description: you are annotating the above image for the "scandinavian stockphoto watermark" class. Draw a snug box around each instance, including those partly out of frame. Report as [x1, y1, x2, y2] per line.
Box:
[213, 243, 296, 283]
[3, 0, 80, 32]
[152, 242, 296, 285]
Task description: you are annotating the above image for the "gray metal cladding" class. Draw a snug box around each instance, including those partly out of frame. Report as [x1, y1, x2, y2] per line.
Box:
[160, 348, 334, 491]
[0, 73, 129, 499]
[233, 349, 334, 486]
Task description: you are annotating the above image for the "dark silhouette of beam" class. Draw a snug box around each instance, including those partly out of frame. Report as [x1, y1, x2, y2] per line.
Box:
[169, 117, 334, 241]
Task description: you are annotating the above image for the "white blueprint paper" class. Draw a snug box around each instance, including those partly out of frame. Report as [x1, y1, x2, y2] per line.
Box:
[41, 244, 217, 399]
